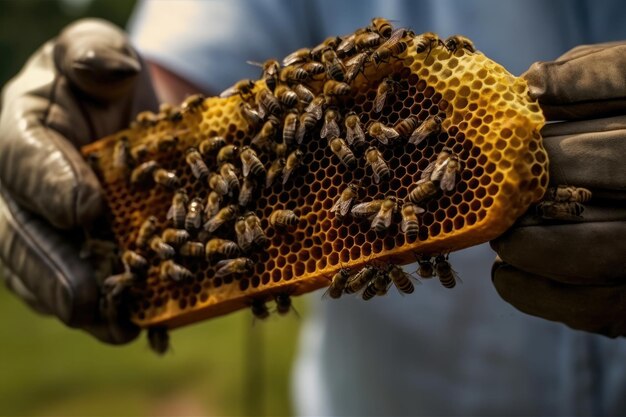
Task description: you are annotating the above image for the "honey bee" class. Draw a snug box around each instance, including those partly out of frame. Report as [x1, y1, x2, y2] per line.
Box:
[546, 186, 592, 203]
[130, 160, 158, 186]
[238, 178, 256, 207]
[536, 201, 585, 220]
[280, 66, 309, 84]
[161, 228, 190, 247]
[256, 87, 282, 117]
[415, 32, 443, 55]
[185, 147, 209, 180]
[149, 236, 175, 259]
[160, 259, 193, 282]
[130, 143, 149, 162]
[438, 154, 461, 191]
[220, 162, 240, 193]
[293, 83, 315, 104]
[217, 144, 239, 164]
[323, 80, 351, 97]
[283, 111, 299, 146]
[371, 17, 394, 38]
[215, 257, 254, 278]
[305, 95, 326, 120]
[240, 146, 266, 178]
[400, 203, 425, 239]
[245, 212, 268, 247]
[320, 109, 341, 139]
[272, 141, 288, 159]
[372, 269, 392, 296]
[185, 197, 204, 231]
[274, 85, 299, 107]
[274, 293, 293, 315]
[361, 281, 378, 301]
[408, 179, 438, 204]
[181, 93, 205, 113]
[179, 241, 204, 258]
[220, 79, 255, 98]
[408, 115, 443, 145]
[371, 197, 398, 232]
[252, 117, 280, 151]
[355, 31, 382, 50]
[330, 137, 356, 168]
[368, 122, 399, 145]
[344, 112, 366, 147]
[204, 205, 238, 233]
[153, 168, 180, 189]
[240, 102, 264, 128]
[345, 265, 377, 294]
[423, 147, 460, 191]
[344, 51, 370, 83]
[394, 115, 420, 139]
[331, 183, 359, 218]
[167, 189, 188, 229]
[102, 272, 135, 302]
[337, 32, 358, 56]
[121, 250, 148, 273]
[199, 136, 226, 156]
[250, 299, 270, 320]
[444, 35, 476, 53]
[112, 136, 129, 171]
[434, 255, 459, 289]
[324, 269, 351, 299]
[321, 49, 345, 81]
[204, 191, 222, 218]
[248, 59, 280, 91]
[296, 96, 325, 144]
[416, 255, 435, 278]
[158, 103, 182, 122]
[205, 238, 240, 259]
[282, 149, 304, 185]
[311, 36, 342, 61]
[387, 264, 415, 294]
[269, 209, 299, 228]
[373, 77, 395, 113]
[282, 47, 311, 66]
[209, 172, 229, 196]
[301, 61, 325, 76]
[136, 216, 158, 248]
[371, 35, 408, 65]
[365, 146, 390, 184]
[266, 158, 286, 189]
[147, 326, 170, 356]
[351, 199, 384, 220]
[235, 216, 251, 252]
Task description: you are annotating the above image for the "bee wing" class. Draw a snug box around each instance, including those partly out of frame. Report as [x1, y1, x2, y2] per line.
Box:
[309, 105, 323, 121]
[337, 34, 356, 54]
[203, 215, 223, 233]
[282, 166, 294, 185]
[400, 217, 410, 233]
[236, 228, 248, 249]
[439, 167, 457, 191]
[383, 126, 400, 142]
[166, 204, 175, 220]
[241, 158, 252, 178]
[347, 123, 365, 146]
[321, 119, 340, 139]
[219, 85, 239, 98]
[408, 123, 431, 145]
[372, 206, 393, 229]
[192, 213, 203, 229]
[351, 201, 381, 218]
[374, 91, 387, 113]
[246, 60, 264, 68]
[430, 159, 450, 183]
[295, 123, 307, 145]
[331, 196, 353, 217]
[421, 160, 438, 180]
[215, 260, 235, 278]
[282, 50, 307, 66]
[379, 28, 406, 48]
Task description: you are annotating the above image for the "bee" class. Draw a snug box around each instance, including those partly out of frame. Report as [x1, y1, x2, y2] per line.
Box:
[149, 236, 175, 259]
[438, 154, 461, 191]
[296, 97, 325, 144]
[102, 271, 135, 302]
[311, 36, 342, 61]
[130, 143, 149, 162]
[153, 168, 180, 189]
[546, 186, 592, 203]
[133, 110, 159, 128]
[282, 47, 311, 66]
[344, 52, 370, 83]
[422, 148, 460, 191]
[305, 95, 326, 120]
[283, 111, 299, 146]
[329, 137, 356, 169]
[445, 35, 476, 53]
[374, 77, 397, 113]
[199, 136, 226, 156]
[355, 31, 382, 50]
[434, 255, 459, 289]
[345, 265, 377, 294]
[372, 269, 392, 296]
[217, 144, 239, 164]
[220, 79, 255, 98]
[324, 269, 351, 299]
[320, 109, 341, 139]
[280, 66, 309, 84]
[282, 150, 304, 185]
[337, 32, 358, 56]
[160, 259, 193, 282]
[185, 147, 209, 180]
[408, 115, 443, 145]
[274, 293, 293, 315]
[158, 103, 182, 122]
[181, 93, 205, 113]
[167, 189, 188, 229]
[185, 197, 204, 231]
[400, 203, 425, 239]
[215, 257, 254, 278]
[415, 32, 443, 55]
[161, 228, 190, 247]
[344, 112, 366, 147]
[293, 83, 315, 104]
[130, 160, 159, 186]
[394, 115, 420, 139]
[321, 49, 345, 81]
[250, 299, 270, 320]
[204, 205, 238, 233]
[365, 146, 390, 184]
[331, 183, 359, 218]
[240, 102, 264, 128]
[408, 179, 438, 204]
[416, 255, 435, 278]
[361, 281, 378, 301]
[205, 238, 240, 259]
[248, 59, 280, 92]
[136, 216, 158, 248]
[220, 162, 240, 193]
[155, 135, 178, 152]
[301, 61, 325, 76]
[121, 250, 148, 273]
[274, 85, 299, 107]
[256, 87, 282, 117]
[147, 326, 169, 356]
[387, 264, 415, 294]
[269, 209, 299, 229]
[351, 199, 384, 220]
[245, 212, 268, 247]
[205, 191, 222, 218]
[371, 17, 393, 38]
[371, 197, 398, 232]
[371, 31, 408, 65]
[272, 141, 288, 159]
[235, 216, 251, 252]
[323, 80, 351, 97]
[266, 158, 286, 189]
[252, 117, 280, 151]
[240, 146, 266, 178]
[238, 178, 256, 207]
[179, 241, 204, 258]
[209, 172, 229, 196]
[368, 122, 399, 145]
[112, 136, 129, 171]
[536, 201, 585, 220]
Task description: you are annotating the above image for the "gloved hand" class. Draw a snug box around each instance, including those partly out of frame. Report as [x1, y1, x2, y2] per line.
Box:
[491, 41, 626, 337]
[0, 19, 158, 343]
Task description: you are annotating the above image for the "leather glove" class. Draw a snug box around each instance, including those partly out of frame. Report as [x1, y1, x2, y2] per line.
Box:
[491, 41, 626, 337]
[0, 19, 158, 343]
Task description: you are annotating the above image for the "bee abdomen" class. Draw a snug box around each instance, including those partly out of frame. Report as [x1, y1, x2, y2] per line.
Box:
[269, 210, 299, 228]
[403, 220, 419, 238]
[150, 237, 175, 259]
[153, 169, 180, 189]
[179, 241, 205, 257]
[438, 273, 456, 289]
[362, 283, 377, 300]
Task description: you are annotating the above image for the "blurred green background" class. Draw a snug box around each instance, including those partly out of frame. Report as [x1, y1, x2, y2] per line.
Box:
[0, 1, 305, 416]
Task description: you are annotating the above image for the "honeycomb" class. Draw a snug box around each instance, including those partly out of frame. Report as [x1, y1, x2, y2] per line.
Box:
[81, 26, 547, 330]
